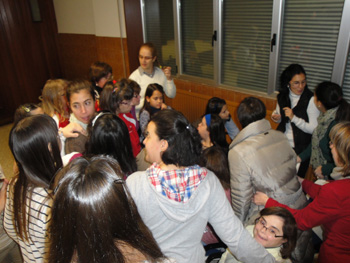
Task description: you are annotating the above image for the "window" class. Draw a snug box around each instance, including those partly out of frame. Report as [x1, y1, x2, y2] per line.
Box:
[343, 50, 350, 102]
[142, 0, 176, 74]
[221, 0, 273, 92]
[278, 0, 344, 91]
[181, 0, 213, 79]
[142, 0, 350, 95]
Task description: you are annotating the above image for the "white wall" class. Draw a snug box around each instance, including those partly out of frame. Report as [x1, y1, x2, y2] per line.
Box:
[53, 0, 127, 37]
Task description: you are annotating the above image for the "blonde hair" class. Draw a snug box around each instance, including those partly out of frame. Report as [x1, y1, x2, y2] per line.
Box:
[329, 121, 350, 176]
[41, 79, 68, 122]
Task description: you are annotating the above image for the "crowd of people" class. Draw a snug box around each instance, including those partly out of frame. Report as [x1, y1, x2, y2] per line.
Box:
[0, 42, 350, 263]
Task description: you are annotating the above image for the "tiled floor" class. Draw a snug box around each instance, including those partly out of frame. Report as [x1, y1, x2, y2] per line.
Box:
[0, 123, 14, 179]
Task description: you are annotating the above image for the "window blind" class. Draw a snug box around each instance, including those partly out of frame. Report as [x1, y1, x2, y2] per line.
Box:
[144, 0, 176, 73]
[278, 0, 344, 91]
[221, 0, 273, 92]
[342, 49, 350, 102]
[181, 0, 213, 79]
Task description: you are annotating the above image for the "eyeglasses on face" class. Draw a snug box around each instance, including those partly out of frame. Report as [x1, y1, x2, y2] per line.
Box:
[139, 55, 153, 60]
[255, 217, 284, 238]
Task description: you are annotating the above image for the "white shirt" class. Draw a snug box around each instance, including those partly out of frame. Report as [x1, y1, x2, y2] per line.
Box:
[129, 67, 176, 118]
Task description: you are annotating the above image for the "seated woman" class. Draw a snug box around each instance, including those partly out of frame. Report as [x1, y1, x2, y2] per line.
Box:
[197, 114, 229, 152]
[49, 156, 167, 263]
[85, 112, 137, 177]
[4, 115, 63, 262]
[220, 207, 297, 263]
[126, 109, 275, 263]
[253, 121, 350, 263]
[205, 97, 240, 140]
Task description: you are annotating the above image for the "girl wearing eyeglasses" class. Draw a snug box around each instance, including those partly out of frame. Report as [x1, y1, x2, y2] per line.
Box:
[253, 121, 350, 263]
[220, 207, 297, 263]
[129, 42, 176, 119]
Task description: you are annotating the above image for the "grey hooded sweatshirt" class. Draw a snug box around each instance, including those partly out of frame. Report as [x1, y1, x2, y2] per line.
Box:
[126, 168, 275, 263]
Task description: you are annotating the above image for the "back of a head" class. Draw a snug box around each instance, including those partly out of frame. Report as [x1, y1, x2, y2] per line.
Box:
[280, 64, 307, 93]
[205, 97, 226, 115]
[50, 156, 163, 263]
[207, 114, 228, 151]
[99, 81, 116, 112]
[200, 146, 230, 190]
[41, 79, 67, 116]
[329, 121, 350, 177]
[86, 113, 136, 175]
[89, 61, 112, 83]
[315, 81, 350, 121]
[10, 114, 62, 188]
[237, 97, 266, 128]
[151, 109, 202, 167]
[13, 103, 42, 125]
[260, 207, 297, 259]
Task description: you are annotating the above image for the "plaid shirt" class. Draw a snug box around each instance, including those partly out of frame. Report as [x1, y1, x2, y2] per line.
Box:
[147, 163, 207, 203]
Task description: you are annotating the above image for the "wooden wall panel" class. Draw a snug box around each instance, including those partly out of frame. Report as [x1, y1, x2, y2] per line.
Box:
[123, 0, 143, 73]
[96, 37, 130, 79]
[165, 79, 278, 129]
[58, 34, 129, 81]
[58, 34, 98, 80]
[0, 0, 62, 124]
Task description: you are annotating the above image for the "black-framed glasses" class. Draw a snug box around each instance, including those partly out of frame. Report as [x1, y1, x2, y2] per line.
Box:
[255, 217, 284, 238]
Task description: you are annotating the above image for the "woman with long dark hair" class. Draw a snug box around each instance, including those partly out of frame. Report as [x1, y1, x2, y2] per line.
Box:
[197, 114, 229, 152]
[126, 109, 275, 263]
[85, 112, 137, 177]
[271, 64, 319, 177]
[4, 114, 63, 262]
[49, 156, 166, 263]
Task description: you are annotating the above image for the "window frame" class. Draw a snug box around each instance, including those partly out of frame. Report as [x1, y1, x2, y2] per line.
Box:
[141, 0, 350, 96]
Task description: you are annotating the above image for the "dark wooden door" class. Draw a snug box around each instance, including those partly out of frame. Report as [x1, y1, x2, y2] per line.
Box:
[0, 0, 62, 125]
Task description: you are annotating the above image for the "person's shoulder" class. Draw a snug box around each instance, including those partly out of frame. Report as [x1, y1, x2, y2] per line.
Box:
[129, 68, 141, 80]
[126, 171, 147, 185]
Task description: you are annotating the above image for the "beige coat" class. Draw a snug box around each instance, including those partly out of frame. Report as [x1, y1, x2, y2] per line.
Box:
[228, 119, 307, 225]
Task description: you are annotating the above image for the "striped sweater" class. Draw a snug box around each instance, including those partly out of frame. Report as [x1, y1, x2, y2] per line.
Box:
[4, 185, 52, 263]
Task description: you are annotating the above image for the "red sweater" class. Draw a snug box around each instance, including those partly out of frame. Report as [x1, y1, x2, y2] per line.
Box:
[266, 179, 350, 263]
[118, 112, 141, 157]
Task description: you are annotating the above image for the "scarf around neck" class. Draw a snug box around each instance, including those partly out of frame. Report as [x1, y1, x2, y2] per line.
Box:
[310, 107, 337, 168]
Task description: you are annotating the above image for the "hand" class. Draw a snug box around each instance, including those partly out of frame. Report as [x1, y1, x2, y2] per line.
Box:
[297, 176, 304, 184]
[252, 191, 269, 206]
[297, 156, 302, 163]
[61, 123, 87, 138]
[161, 103, 168, 110]
[314, 166, 324, 179]
[283, 107, 294, 120]
[162, 66, 172, 80]
[0, 178, 9, 213]
[271, 114, 281, 122]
